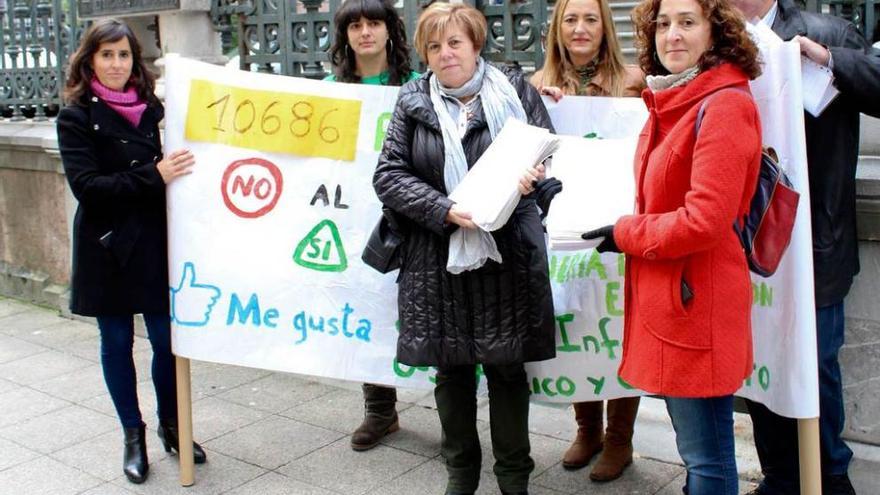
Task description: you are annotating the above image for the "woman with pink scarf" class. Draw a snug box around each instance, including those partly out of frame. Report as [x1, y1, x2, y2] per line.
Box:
[56, 18, 204, 484]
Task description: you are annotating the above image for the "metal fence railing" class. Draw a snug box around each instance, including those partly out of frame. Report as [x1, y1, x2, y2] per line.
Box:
[0, 0, 875, 117]
[211, 0, 549, 78]
[0, 0, 80, 120]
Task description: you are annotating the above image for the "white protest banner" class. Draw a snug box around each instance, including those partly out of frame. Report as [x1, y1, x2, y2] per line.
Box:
[165, 54, 816, 418]
[735, 36, 819, 418]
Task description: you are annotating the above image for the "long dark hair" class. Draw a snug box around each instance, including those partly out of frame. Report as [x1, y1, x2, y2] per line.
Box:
[328, 0, 413, 85]
[63, 18, 157, 105]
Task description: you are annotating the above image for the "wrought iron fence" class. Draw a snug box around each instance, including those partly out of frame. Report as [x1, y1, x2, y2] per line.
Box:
[0, 0, 81, 120]
[0, 0, 876, 117]
[211, 0, 549, 78]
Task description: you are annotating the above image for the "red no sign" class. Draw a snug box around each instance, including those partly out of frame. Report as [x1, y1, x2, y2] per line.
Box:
[220, 157, 283, 218]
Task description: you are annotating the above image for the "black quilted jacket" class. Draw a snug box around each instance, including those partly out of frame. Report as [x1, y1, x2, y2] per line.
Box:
[373, 65, 557, 368]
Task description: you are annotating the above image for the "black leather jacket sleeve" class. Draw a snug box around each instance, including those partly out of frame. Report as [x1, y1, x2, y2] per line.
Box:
[829, 24, 880, 118]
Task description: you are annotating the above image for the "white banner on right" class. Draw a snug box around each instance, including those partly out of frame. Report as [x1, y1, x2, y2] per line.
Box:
[735, 29, 819, 419]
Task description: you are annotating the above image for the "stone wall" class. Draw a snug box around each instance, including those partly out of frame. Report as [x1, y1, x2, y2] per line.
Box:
[0, 122, 74, 309]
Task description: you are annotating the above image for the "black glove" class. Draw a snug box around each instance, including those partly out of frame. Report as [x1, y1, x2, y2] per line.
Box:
[533, 178, 563, 217]
[582, 225, 620, 253]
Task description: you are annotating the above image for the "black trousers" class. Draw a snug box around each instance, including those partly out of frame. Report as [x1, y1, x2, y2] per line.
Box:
[435, 363, 534, 494]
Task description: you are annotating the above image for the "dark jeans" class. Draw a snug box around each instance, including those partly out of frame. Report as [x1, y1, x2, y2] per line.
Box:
[746, 301, 853, 494]
[665, 395, 738, 495]
[97, 313, 177, 428]
[434, 363, 534, 494]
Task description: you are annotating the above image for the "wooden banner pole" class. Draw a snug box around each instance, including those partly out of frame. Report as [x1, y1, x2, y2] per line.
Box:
[798, 417, 822, 495]
[176, 356, 195, 487]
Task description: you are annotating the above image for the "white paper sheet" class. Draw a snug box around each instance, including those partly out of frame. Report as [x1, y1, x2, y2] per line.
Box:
[448, 118, 560, 232]
[545, 136, 638, 250]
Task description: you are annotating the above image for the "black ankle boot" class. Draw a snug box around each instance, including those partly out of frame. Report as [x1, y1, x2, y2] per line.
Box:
[123, 425, 148, 483]
[157, 419, 207, 464]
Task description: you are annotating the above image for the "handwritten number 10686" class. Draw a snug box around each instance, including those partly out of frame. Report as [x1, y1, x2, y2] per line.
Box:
[206, 94, 341, 144]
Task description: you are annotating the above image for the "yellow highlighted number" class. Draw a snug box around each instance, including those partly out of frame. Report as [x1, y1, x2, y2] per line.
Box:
[185, 79, 361, 161]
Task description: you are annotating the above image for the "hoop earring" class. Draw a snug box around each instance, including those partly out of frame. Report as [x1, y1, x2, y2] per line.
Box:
[387, 38, 393, 51]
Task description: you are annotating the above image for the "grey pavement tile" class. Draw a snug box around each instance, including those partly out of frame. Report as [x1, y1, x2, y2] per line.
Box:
[225, 470, 340, 495]
[480, 431, 571, 480]
[0, 307, 66, 337]
[655, 472, 757, 495]
[0, 334, 46, 364]
[0, 377, 19, 394]
[63, 337, 101, 363]
[379, 404, 442, 458]
[0, 404, 118, 454]
[532, 456, 683, 494]
[217, 372, 337, 414]
[396, 387, 434, 406]
[190, 396, 270, 442]
[278, 438, 430, 495]
[367, 458, 447, 495]
[78, 482, 137, 495]
[51, 429, 170, 483]
[190, 361, 274, 399]
[112, 450, 266, 495]
[80, 379, 159, 421]
[0, 386, 69, 428]
[0, 297, 33, 319]
[850, 457, 880, 495]
[280, 388, 367, 433]
[0, 455, 103, 494]
[15, 319, 96, 350]
[31, 363, 108, 403]
[528, 402, 579, 442]
[0, 436, 41, 472]
[0, 348, 92, 385]
[203, 414, 343, 470]
[368, 458, 562, 495]
[133, 348, 160, 383]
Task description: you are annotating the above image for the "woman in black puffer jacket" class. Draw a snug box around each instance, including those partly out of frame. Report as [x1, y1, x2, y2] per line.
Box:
[373, 4, 560, 494]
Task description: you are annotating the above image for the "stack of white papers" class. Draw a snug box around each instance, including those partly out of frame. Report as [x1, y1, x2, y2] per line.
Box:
[801, 56, 839, 116]
[546, 136, 638, 250]
[449, 118, 561, 232]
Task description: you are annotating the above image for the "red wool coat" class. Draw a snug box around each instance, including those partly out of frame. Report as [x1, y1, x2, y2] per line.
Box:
[614, 64, 762, 397]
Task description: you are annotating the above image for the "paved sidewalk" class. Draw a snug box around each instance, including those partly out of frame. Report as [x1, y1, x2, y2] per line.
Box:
[0, 296, 877, 495]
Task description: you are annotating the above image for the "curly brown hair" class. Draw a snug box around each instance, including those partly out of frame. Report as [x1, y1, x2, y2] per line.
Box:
[63, 18, 157, 105]
[631, 0, 761, 79]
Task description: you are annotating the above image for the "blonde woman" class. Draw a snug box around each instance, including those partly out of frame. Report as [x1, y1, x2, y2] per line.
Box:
[529, 0, 645, 483]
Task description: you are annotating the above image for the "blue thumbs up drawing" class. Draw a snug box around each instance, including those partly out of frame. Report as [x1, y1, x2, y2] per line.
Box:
[170, 262, 221, 327]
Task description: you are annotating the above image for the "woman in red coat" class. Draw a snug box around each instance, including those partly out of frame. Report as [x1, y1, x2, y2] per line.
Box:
[582, 0, 762, 492]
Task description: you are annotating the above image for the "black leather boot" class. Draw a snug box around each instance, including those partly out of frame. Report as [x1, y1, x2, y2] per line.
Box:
[123, 425, 148, 483]
[351, 383, 399, 451]
[158, 418, 207, 464]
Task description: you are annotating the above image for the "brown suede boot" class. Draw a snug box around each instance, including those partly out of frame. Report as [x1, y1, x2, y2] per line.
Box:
[562, 401, 604, 469]
[590, 396, 640, 482]
[351, 383, 400, 451]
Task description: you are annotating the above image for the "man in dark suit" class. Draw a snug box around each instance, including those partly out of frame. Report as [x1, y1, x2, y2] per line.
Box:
[729, 0, 880, 493]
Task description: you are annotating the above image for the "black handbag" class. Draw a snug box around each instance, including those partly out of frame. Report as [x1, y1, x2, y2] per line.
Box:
[361, 207, 405, 274]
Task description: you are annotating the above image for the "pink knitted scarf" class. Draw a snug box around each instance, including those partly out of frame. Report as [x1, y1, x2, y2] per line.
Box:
[89, 77, 147, 128]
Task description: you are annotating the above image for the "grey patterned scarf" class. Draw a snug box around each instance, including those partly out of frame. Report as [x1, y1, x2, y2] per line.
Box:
[430, 58, 528, 273]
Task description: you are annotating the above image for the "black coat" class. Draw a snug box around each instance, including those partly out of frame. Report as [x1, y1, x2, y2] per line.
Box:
[773, 0, 880, 306]
[374, 66, 557, 368]
[56, 93, 168, 316]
